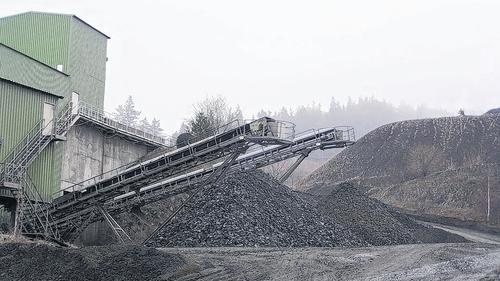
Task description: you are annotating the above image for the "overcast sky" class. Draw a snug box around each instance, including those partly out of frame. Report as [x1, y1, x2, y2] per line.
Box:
[2, 0, 500, 132]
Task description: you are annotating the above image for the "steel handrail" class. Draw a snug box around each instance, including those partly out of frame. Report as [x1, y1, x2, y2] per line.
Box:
[77, 101, 171, 146]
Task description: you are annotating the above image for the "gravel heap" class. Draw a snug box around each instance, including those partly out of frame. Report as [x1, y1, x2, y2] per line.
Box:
[146, 170, 364, 247]
[0, 243, 185, 281]
[316, 183, 468, 245]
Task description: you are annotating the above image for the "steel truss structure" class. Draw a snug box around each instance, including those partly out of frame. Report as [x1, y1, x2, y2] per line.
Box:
[4, 100, 355, 242]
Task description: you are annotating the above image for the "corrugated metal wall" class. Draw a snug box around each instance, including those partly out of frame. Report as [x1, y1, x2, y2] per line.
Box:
[0, 44, 69, 98]
[0, 79, 60, 200]
[0, 12, 70, 71]
[0, 12, 108, 110]
[0, 12, 109, 200]
[68, 18, 108, 109]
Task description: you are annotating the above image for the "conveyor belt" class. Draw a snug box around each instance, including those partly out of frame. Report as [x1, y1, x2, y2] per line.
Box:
[39, 118, 294, 234]
[50, 126, 354, 235]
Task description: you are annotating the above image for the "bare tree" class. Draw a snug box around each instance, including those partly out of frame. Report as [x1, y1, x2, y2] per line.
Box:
[187, 96, 243, 136]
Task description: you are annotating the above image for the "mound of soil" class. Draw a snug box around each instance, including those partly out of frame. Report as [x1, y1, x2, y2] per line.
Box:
[0, 242, 185, 281]
[146, 170, 364, 248]
[315, 183, 468, 245]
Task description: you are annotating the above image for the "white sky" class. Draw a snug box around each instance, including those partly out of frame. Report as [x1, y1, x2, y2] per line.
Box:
[2, 0, 500, 132]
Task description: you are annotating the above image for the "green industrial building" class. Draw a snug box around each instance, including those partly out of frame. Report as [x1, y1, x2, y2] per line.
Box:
[0, 12, 166, 227]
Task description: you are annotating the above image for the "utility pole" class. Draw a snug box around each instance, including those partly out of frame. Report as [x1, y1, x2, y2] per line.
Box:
[487, 174, 491, 223]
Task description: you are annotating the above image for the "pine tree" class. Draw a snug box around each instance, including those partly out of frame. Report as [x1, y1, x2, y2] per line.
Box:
[188, 112, 213, 136]
[150, 118, 164, 136]
[114, 96, 141, 126]
[139, 117, 151, 132]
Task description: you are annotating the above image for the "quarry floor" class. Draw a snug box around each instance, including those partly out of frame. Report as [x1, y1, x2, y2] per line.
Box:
[1, 224, 500, 281]
[163, 243, 500, 281]
[0, 242, 499, 281]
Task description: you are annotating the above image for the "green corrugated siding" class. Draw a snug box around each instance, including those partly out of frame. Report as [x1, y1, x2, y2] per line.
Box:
[0, 12, 108, 109]
[68, 18, 107, 109]
[0, 80, 60, 200]
[0, 12, 109, 200]
[0, 44, 70, 98]
[0, 12, 70, 70]
[28, 142, 60, 201]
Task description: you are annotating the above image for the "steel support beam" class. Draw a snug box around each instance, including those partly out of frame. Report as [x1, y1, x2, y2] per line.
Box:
[98, 206, 131, 244]
[278, 150, 311, 183]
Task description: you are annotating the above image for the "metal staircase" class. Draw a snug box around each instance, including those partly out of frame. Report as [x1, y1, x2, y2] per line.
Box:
[1, 98, 176, 239]
[0, 100, 170, 188]
[0, 101, 75, 186]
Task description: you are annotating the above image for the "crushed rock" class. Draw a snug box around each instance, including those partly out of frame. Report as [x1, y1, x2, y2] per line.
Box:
[146, 170, 364, 247]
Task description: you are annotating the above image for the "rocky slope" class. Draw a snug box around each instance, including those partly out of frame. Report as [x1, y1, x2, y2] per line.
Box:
[315, 183, 466, 246]
[301, 114, 500, 225]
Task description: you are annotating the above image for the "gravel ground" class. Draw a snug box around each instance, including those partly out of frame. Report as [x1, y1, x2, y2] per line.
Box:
[160, 243, 500, 281]
[146, 170, 363, 248]
[1, 240, 498, 281]
[0, 242, 185, 281]
[146, 170, 465, 248]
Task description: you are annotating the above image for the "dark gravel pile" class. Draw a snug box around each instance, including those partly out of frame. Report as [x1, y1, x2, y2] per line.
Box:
[146, 170, 365, 248]
[316, 183, 468, 245]
[0, 243, 185, 281]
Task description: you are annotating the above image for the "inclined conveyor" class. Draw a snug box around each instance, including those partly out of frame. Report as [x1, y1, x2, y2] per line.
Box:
[49, 125, 354, 237]
[43, 118, 296, 235]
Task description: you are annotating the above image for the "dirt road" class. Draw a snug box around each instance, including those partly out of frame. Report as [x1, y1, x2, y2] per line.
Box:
[161, 243, 500, 281]
[419, 221, 500, 245]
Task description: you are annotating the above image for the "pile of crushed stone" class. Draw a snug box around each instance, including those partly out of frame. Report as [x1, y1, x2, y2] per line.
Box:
[0, 243, 185, 281]
[145, 170, 466, 248]
[315, 183, 468, 245]
[146, 170, 364, 247]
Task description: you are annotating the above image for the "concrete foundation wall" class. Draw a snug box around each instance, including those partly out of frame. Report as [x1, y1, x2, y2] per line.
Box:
[60, 121, 153, 191]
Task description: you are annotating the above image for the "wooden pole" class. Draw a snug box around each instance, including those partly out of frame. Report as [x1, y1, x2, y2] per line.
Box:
[487, 175, 491, 223]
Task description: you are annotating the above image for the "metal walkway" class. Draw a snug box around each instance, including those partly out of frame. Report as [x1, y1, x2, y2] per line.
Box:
[77, 101, 170, 147]
[0, 101, 169, 188]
